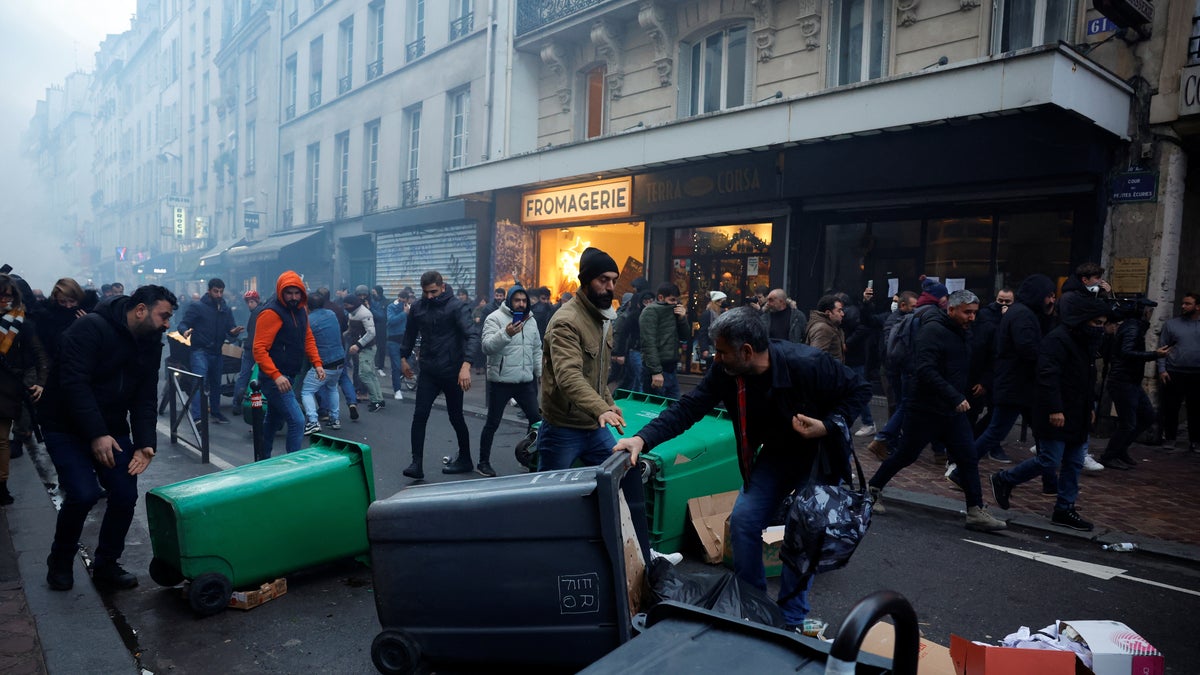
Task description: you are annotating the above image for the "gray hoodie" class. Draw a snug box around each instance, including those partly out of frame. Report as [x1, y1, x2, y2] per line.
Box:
[1158, 315, 1200, 374]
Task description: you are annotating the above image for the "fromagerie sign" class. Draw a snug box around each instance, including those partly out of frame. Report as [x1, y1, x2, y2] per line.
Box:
[521, 178, 632, 225]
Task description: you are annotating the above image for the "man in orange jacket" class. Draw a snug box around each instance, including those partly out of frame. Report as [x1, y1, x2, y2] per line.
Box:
[253, 271, 324, 459]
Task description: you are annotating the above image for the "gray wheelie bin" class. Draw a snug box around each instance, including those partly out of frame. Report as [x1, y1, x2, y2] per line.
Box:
[367, 452, 649, 674]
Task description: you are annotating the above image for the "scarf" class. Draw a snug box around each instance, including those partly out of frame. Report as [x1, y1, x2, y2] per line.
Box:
[0, 307, 25, 355]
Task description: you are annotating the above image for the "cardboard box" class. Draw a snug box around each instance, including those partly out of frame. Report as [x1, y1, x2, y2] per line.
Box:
[861, 622, 957, 675]
[1059, 621, 1164, 675]
[721, 519, 784, 578]
[950, 634, 1092, 675]
[221, 343, 243, 359]
[228, 578, 288, 611]
[687, 491, 739, 564]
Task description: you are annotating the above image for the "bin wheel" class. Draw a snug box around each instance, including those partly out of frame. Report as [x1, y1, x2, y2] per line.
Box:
[514, 430, 538, 472]
[149, 557, 184, 587]
[371, 629, 424, 675]
[188, 573, 232, 616]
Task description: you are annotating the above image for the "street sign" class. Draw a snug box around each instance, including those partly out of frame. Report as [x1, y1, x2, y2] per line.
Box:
[116, 246, 128, 261]
[244, 211, 260, 230]
[174, 207, 187, 239]
[167, 195, 191, 207]
[1111, 171, 1157, 203]
[1086, 17, 1116, 35]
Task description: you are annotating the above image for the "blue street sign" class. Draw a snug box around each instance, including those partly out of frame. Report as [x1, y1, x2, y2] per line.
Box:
[1087, 18, 1117, 35]
[1112, 172, 1157, 203]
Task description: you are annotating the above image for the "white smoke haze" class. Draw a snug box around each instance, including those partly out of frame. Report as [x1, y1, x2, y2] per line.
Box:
[0, 1, 135, 290]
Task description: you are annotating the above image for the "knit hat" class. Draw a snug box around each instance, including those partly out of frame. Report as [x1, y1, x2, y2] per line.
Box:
[343, 294, 363, 310]
[920, 275, 949, 300]
[578, 247, 619, 286]
[243, 290, 260, 303]
[355, 284, 370, 296]
[709, 291, 728, 303]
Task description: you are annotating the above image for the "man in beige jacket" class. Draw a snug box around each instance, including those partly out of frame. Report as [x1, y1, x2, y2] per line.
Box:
[804, 294, 846, 362]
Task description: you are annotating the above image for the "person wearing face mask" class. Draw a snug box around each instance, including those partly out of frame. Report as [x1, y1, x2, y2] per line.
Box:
[991, 296, 1115, 532]
[1057, 262, 1112, 322]
[0, 274, 49, 504]
[252, 271, 325, 460]
[1157, 292, 1200, 452]
[39, 285, 177, 591]
[1101, 298, 1171, 468]
[965, 288, 1013, 437]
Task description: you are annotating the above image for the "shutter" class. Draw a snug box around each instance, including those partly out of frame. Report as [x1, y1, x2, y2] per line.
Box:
[376, 223, 477, 294]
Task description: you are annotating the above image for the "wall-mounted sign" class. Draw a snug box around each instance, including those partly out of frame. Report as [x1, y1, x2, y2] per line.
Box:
[1086, 17, 1117, 35]
[244, 211, 261, 230]
[174, 207, 187, 239]
[194, 216, 208, 239]
[1111, 257, 1150, 295]
[166, 195, 191, 207]
[521, 177, 632, 225]
[1181, 65, 1200, 117]
[1111, 171, 1157, 203]
[116, 246, 127, 261]
[1093, 0, 1152, 28]
[633, 153, 780, 214]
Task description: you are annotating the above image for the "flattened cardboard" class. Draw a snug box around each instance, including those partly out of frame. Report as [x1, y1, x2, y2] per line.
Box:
[861, 622, 956, 675]
[686, 491, 739, 564]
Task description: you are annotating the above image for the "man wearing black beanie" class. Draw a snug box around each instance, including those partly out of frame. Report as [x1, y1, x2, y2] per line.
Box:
[538, 247, 626, 469]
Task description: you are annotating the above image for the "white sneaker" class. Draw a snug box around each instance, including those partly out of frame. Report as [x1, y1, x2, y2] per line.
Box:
[1029, 444, 1038, 455]
[1082, 454, 1105, 472]
[650, 549, 683, 565]
[854, 424, 877, 437]
[509, 398, 518, 407]
[393, 390, 404, 400]
[377, 368, 387, 377]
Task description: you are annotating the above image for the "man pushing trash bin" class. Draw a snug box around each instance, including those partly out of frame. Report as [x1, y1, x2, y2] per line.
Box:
[612, 307, 871, 628]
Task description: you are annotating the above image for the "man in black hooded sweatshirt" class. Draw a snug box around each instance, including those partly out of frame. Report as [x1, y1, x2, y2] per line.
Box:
[991, 296, 1113, 532]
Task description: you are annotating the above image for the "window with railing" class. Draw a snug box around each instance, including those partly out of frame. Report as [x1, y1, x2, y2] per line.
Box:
[402, 178, 419, 206]
[405, 106, 421, 196]
[313, 0, 325, 11]
[406, 36, 425, 61]
[364, 121, 380, 198]
[245, 121, 256, 174]
[285, 55, 297, 119]
[338, 18, 353, 95]
[407, 0, 425, 61]
[337, 132, 350, 217]
[368, 2, 385, 78]
[450, 3, 474, 41]
[282, 152, 295, 222]
[307, 201, 319, 224]
[309, 36, 323, 109]
[283, 207, 294, 228]
[1190, 15, 1200, 64]
[334, 194, 348, 220]
[449, 89, 469, 168]
[306, 143, 319, 223]
[368, 58, 384, 80]
[515, 0, 604, 36]
[245, 46, 257, 101]
[363, 186, 379, 213]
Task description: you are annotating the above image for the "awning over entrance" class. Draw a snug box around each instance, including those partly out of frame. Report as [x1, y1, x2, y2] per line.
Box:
[227, 229, 323, 264]
[133, 254, 174, 277]
[198, 237, 246, 269]
[448, 43, 1133, 197]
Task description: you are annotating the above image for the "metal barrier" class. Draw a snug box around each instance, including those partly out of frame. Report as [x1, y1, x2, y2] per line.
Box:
[166, 366, 210, 464]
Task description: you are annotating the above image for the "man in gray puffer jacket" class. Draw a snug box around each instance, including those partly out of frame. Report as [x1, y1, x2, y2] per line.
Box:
[477, 284, 542, 476]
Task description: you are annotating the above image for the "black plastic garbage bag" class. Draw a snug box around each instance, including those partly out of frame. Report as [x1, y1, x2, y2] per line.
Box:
[646, 558, 786, 629]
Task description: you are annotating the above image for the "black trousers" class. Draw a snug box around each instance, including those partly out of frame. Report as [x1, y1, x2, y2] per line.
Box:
[411, 370, 470, 464]
[1160, 370, 1200, 443]
[478, 380, 541, 463]
[1106, 379, 1155, 459]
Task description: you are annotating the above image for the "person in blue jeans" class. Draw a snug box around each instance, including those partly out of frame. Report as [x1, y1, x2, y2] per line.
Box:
[252, 271, 325, 460]
[300, 292, 346, 434]
[38, 285, 177, 591]
[178, 278, 244, 424]
[614, 307, 871, 627]
[386, 290, 410, 398]
[232, 290, 261, 407]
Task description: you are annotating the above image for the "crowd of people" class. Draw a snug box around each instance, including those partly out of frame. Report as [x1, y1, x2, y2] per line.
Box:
[1, 251, 1196, 629]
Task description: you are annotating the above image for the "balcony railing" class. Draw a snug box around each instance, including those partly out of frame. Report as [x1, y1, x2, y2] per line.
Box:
[362, 186, 379, 214]
[285, 103, 296, 120]
[516, 0, 607, 36]
[288, 10, 298, 28]
[245, 84, 256, 101]
[367, 57, 383, 81]
[245, 158, 255, 175]
[1190, 18, 1200, 63]
[406, 37, 426, 62]
[309, 89, 322, 109]
[402, 178, 419, 207]
[338, 74, 352, 95]
[334, 194, 348, 220]
[307, 201, 319, 224]
[282, 207, 294, 228]
[450, 13, 474, 41]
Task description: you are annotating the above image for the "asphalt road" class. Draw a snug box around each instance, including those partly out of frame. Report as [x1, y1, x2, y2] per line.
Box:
[58, 391, 1200, 674]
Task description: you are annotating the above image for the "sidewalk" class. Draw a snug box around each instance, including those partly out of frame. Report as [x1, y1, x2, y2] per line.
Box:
[2, 372, 1197, 673]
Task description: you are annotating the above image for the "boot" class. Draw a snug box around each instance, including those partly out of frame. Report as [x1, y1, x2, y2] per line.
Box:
[92, 560, 139, 590]
[443, 453, 474, 474]
[46, 553, 74, 591]
[1097, 453, 1128, 470]
[0, 481, 12, 506]
[866, 439, 889, 461]
[402, 458, 424, 480]
[965, 505, 1007, 532]
[868, 486, 886, 514]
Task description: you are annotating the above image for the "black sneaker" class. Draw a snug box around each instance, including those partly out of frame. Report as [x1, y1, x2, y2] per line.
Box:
[1051, 507, 1094, 532]
[990, 472, 1012, 510]
[46, 554, 73, 591]
[349, 404, 359, 421]
[402, 462, 424, 480]
[303, 421, 321, 436]
[945, 466, 965, 492]
[92, 561, 139, 590]
[987, 448, 1013, 463]
[211, 412, 232, 424]
[443, 458, 474, 474]
[368, 401, 385, 412]
[1098, 455, 1129, 470]
[476, 462, 497, 477]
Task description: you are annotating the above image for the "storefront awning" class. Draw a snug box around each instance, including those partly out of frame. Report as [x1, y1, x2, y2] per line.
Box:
[449, 43, 1133, 197]
[197, 237, 246, 269]
[226, 229, 323, 264]
[133, 253, 175, 277]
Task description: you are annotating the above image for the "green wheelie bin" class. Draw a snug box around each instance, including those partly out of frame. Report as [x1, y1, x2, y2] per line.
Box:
[145, 434, 375, 615]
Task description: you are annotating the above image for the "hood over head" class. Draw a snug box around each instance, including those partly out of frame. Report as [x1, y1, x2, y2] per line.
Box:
[1060, 295, 1113, 328]
[274, 270, 308, 305]
[1015, 274, 1057, 309]
[506, 284, 529, 310]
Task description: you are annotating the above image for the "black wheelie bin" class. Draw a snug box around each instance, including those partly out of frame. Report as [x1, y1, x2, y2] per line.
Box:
[367, 452, 650, 674]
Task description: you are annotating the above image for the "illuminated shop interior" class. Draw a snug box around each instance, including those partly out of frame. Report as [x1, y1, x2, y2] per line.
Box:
[538, 222, 645, 302]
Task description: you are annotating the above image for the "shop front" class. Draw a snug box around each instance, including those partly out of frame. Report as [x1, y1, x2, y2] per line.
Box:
[365, 199, 489, 297]
[225, 228, 330, 295]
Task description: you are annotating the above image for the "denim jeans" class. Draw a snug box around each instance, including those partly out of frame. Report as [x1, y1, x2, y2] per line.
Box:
[234, 348, 255, 400]
[259, 374, 304, 460]
[871, 410, 983, 507]
[642, 362, 681, 399]
[480, 380, 541, 463]
[357, 345, 383, 403]
[411, 371, 471, 463]
[1106, 379, 1155, 459]
[301, 366, 342, 424]
[619, 351, 644, 393]
[387, 341, 405, 392]
[972, 404, 1028, 459]
[876, 372, 907, 444]
[189, 350, 223, 420]
[45, 431, 140, 566]
[850, 365, 875, 426]
[729, 450, 816, 625]
[536, 423, 616, 471]
[999, 438, 1085, 511]
[338, 367, 358, 406]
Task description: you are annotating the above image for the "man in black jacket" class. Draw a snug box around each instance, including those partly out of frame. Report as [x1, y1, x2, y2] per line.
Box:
[1100, 298, 1169, 468]
[399, 270, 480, 479]
[41, 285, 177, 591]
[178, 278, 243, 424]
[613, 307, 870, 627]
[966, 288, 1012, 435]
[991, 296, 1113, 532]
[869, 291, 1006, 531]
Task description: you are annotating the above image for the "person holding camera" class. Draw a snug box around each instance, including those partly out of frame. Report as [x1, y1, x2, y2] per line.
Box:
[477, 285, 543, 477]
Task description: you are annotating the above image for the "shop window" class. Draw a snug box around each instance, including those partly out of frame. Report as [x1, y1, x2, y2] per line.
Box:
[992, 0, 1076, 53]
[1190, 5, 1200, 64]
[449, 88, 469, 169]
[676, 224, 772, 311]
[828, 0, 889, 87]
[995, 211, 1073, 290]
[924, 216, 995, 293]
[584, 65, 606, 140]
[536, 222, 645, 302]
[684, 24, 749, 116]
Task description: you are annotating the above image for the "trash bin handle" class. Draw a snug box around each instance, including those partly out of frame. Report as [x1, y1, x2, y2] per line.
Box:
[825, 590, 919, 675]
[595, 450, 639, 642]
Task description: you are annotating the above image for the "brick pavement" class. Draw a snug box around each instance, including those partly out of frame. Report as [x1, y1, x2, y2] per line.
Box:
[0, 508, 47, 675]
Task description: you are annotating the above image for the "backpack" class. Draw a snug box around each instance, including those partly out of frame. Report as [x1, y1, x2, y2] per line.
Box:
[885, 311, 921, 372]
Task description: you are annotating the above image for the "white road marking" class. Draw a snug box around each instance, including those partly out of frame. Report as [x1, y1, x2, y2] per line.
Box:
[157, 421, 237, 471]
[965, 539, 1200, 598]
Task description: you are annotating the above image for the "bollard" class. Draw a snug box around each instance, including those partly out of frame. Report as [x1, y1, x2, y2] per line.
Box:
[250, 380, 267, 462]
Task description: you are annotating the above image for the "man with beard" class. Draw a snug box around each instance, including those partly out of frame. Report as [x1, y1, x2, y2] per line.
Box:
[538, 247, 628, 470]
[991, 296, 1114, 532]
[178, 278, 243, 424]
[1157, 292, 1200, 452]
[40, 285, 176, 591]
[613, 307, 870, 627]
[398, 270, 479, 479]
[252, 271, 325, 460]
[804, 294, 846, 362]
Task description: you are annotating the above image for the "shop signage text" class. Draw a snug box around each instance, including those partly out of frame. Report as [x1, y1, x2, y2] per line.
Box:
[1111, 171, 1157, 203]
[174, 207, 187, 239]
[1111, 257, 1150, 295]
[522, 178, 632, 224]
[634, 154, 779, 214]
[1181, 65, 1200, 117]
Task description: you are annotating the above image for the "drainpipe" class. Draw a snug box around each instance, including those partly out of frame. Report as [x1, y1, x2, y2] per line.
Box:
[503, 0, 515, 157]
[1147, 138, 1187, 336]
[483, 0, 497, 161]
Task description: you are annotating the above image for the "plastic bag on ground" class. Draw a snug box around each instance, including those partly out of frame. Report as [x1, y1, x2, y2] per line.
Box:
[645, 557, 786, 629]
